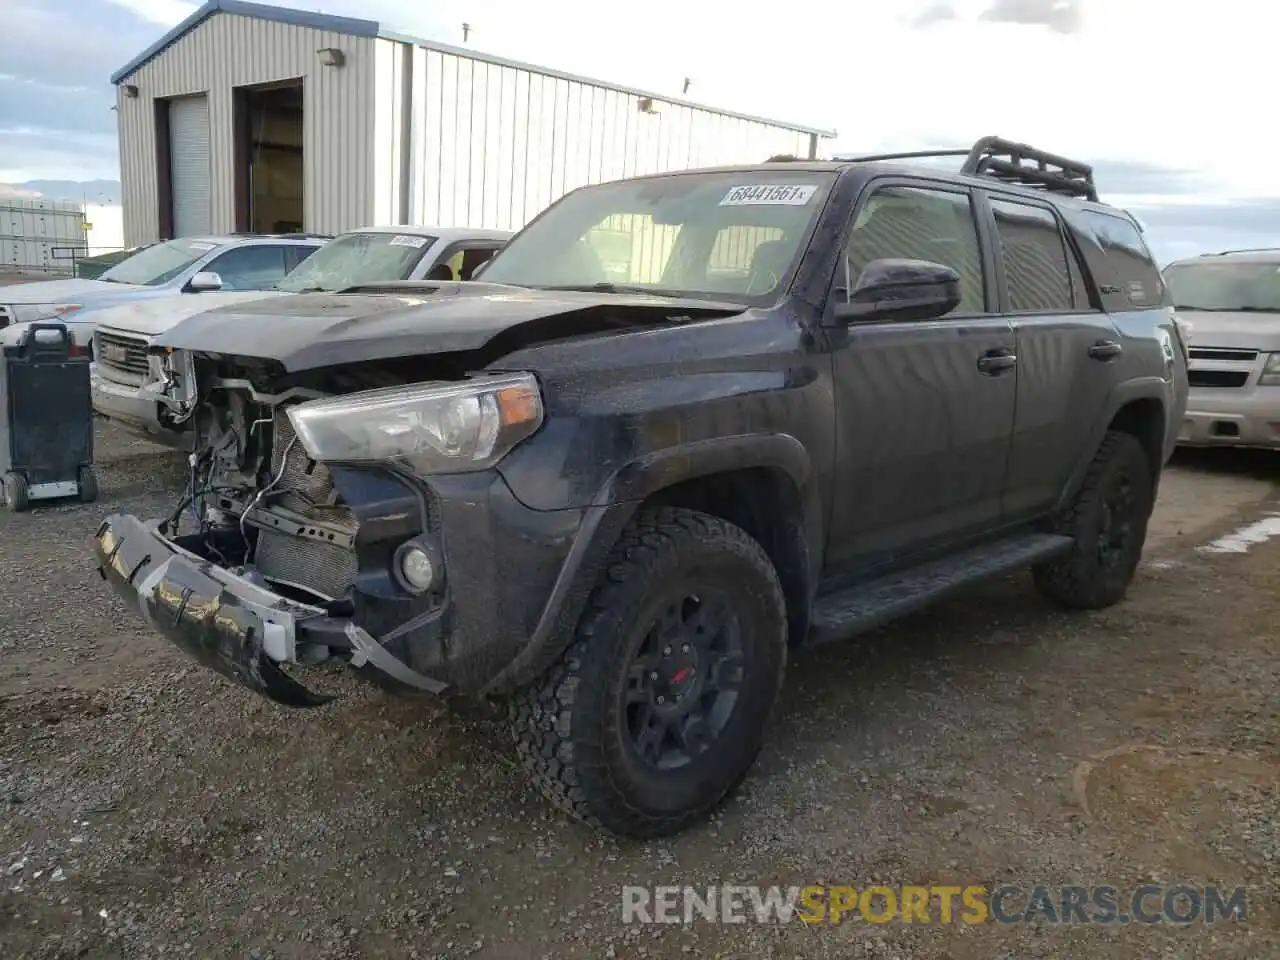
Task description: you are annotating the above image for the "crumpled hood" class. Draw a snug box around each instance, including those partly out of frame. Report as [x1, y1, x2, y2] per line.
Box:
[1176, 309, 1280, 352]
[153, 282, 746, 371]
[1, 277, 141, 304]
[92, 290, 291, 337]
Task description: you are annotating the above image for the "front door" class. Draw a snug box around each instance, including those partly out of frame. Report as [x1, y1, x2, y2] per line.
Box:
[825, 181, 1017, 576]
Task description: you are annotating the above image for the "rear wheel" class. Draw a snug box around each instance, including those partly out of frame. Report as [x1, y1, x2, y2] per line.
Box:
[2, 471, 29, 513]
[510, 507, 787, 837]
[1033, 430, 1154, 609]
[77, 465, 98, 504]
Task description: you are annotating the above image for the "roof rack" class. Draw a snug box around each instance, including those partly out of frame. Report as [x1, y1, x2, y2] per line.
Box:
[836, 136, 1099, 203]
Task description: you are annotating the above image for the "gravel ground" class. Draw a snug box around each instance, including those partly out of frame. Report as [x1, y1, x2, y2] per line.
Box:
[1, 420, 1278, 959]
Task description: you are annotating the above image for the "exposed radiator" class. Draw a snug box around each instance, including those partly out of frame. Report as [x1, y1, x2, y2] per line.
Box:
[252, 405, 360, 599]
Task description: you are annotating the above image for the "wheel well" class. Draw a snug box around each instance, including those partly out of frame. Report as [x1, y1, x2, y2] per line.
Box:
[1107, 398, 1165, 476]
[645, 468, 812, 647]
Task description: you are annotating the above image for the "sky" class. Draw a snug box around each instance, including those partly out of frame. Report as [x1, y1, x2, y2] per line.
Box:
[0, 0, 1276, 262]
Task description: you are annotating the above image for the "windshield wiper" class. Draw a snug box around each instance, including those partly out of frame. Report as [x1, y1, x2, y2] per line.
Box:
[539, 282, 657, 295]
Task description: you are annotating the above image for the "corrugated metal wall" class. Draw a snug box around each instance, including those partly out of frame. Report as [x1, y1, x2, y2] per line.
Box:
[115, 13, 829, 245]
[116, 13, 377, 245]
[0, 200, 87, 274]
[373, 38, 820, 231]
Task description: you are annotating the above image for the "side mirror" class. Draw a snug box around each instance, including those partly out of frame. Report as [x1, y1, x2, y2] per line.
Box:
[832, 258, 961, 324]
[187, 270, 223, 293]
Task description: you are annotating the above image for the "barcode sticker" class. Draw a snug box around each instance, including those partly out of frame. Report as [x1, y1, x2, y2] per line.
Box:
[388, 235, 429, 248]
[720, 184, 817, 206]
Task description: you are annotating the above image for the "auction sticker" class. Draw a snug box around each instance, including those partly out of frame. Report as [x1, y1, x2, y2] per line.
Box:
[720, 184, 817, 206]
[389, 235, 429, 248]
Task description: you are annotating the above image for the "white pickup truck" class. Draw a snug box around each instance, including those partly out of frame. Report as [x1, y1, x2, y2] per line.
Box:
[92, 224, 510, 447]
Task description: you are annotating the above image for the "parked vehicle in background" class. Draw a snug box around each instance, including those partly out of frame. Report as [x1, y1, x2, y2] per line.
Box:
[1163, 248, 1280, 449]
[0, 233, 329, 351]
[94, 137, 1186, 838]
[74, 243, 157, 280]
[91, 225, 511, 447]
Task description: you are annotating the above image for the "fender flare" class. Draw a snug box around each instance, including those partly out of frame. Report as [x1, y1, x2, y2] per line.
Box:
[594, 432, 814, 506]
[1055, 377, 1170, 513]
[482, 433, 820, 694]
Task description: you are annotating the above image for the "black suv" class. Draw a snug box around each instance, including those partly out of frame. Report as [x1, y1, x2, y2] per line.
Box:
[94, 137, 1189, 838]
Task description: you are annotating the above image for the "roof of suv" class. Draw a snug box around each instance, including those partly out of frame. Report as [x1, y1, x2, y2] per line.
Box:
[637, 136, 1128, 219]
[1173, 248, 1280, 266]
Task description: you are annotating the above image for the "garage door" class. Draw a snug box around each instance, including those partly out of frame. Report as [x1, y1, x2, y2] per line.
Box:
[168, 94, 211, 237]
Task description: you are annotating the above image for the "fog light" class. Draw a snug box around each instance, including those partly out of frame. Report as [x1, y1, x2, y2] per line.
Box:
[393, 538, 442, 595]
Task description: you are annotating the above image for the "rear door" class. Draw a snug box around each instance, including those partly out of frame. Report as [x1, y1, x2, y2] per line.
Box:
[983, 193, 1122, 520]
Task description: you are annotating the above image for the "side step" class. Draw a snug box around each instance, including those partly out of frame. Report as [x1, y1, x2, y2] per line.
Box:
[808, 532, 1073, 645]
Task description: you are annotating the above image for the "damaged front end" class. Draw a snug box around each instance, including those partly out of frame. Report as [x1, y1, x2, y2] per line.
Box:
[94, 349, 565, 707]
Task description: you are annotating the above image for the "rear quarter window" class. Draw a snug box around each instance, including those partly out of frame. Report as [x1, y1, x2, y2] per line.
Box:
[1076, 210, 1166, 311]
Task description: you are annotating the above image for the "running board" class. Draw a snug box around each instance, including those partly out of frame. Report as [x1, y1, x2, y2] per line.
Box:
[808, 532, 1073, 645]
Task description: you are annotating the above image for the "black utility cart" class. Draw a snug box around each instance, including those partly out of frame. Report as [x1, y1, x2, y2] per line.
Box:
[0, 323, 97, 512]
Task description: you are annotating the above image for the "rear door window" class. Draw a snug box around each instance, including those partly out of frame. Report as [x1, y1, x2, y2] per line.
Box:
[989, 199, 1074, 313]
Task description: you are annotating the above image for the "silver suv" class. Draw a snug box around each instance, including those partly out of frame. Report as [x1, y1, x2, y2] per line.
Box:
[0, 233, 329, 350]
[1164, 248, 1280, 449]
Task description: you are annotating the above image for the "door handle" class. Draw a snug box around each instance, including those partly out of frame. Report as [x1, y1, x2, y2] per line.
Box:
[1088, 339, 1123, 361]
[977, 349, 1017, 375]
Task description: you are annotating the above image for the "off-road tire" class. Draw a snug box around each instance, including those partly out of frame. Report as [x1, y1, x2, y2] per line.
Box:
[1033, 430, 1154, 609]
[2, 471, 29, 513]
[509, 506, 787, 838]
[77, 465, 98, 504]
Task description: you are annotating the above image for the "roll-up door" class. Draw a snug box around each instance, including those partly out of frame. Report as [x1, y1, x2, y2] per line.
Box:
[168, 94, 211, 237]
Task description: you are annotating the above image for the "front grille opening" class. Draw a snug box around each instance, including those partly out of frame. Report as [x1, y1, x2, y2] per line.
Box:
[252, 405, 360, 600]
[97, 331, 150, 377]
[1189, 369, 1249, 389]
[1189, 347, 1259, 362]
[1212, 420, 1240, 437]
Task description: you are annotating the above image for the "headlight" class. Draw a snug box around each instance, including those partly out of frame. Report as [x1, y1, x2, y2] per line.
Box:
[11, 303, 82, 323]
[286, 372, 543, 474]
[1259, 353, 1280, 386]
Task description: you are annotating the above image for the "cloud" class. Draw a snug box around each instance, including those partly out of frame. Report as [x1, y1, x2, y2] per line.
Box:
[979, 0, 1084, 33]
[909, 2, 957, 27]
[104, 0, 196, 26]
[0, 128, 121, 183]
[1, 0, 1276, 258]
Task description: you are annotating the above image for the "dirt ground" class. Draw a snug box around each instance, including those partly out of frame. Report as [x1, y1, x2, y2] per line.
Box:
[1, 421, 1277, 959]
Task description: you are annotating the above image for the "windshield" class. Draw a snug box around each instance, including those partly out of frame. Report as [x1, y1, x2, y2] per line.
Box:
[478, 171, 836, 302]
[99, 237, 221, 286]
[1163, 260, 1280, 312]
[275, 232, 437, 292]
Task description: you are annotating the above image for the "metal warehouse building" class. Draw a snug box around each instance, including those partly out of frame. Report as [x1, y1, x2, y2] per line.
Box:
[111, 0, 835, 246]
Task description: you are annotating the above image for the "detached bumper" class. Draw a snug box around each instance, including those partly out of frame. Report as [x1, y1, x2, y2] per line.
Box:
[94, 514, 340, 707]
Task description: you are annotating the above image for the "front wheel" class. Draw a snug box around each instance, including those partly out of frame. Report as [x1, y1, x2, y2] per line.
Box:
[1033, 430, 1154, 609]
[510, 507, 787, 838]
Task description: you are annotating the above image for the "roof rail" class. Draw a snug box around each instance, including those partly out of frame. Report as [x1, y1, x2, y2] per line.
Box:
[836, 136, 1099, 203]
[1203, 247, 1280, 257]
